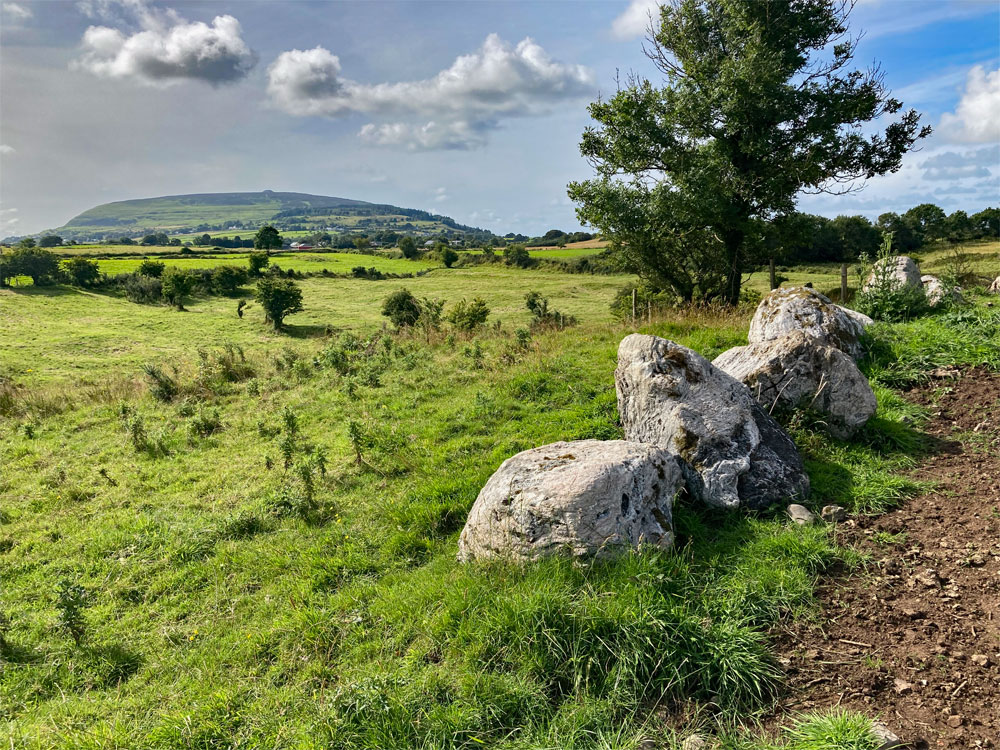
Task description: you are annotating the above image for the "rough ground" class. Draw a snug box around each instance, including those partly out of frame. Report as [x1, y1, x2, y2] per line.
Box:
[774, 368, 1000, 748]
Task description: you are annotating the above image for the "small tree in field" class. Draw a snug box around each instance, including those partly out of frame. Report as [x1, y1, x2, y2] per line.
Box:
[248, 251, 270, 277]
[253, 225, 283, 253]
[441, 247, 459, 268]
[381, 288, 422, 328]
[10, 247, 61, 286]
[254, 277, 303, 330]
[399, 236, 419, 259]
[161, 268, 196, 310]
[138, 260, 165, 278]
[568, 0, 930, 304]
[64, 258, 101, 287]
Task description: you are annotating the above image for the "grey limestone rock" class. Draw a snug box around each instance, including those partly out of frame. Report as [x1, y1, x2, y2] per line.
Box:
[457, 439, 682, 562]
[615, 334, 809, 510]
[713, 329, 877, 439]
[747, 286, 873, 359]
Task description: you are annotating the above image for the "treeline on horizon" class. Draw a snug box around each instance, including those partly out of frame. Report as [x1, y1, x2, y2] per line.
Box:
[767, 204, 999, 264]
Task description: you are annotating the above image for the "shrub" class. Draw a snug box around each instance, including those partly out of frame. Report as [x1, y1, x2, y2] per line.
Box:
[504, 245, 533, 268]
[64, 258, 101, 287]
[161, 268, 197, 310]
[855, 234, 928, 322]
[448, 297, 490, 331]
[525, 291, 577, 330]
[143, 363, 178, 402]
[211, 265, 248, 296]
[137, 260, 165, 278]
[441, 247, 459, 268]
[117, 273, 163, 304]
[254, 277, 304, 329]
[188, 407, 223, 439]
[247, 251, 270, 277]
[55, 579, 89, 645]
[399, 236, 419, 259]
[382, 288, 422, 328]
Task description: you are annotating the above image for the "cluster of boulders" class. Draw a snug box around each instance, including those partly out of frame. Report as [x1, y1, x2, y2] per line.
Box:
[457, 285, 880, 564]
[864, 254, 961, 307]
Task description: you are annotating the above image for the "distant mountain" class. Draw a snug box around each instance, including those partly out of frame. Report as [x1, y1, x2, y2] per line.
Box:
[44, 190, 492, 241]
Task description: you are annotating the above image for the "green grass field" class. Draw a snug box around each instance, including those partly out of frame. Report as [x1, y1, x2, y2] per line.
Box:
[2, 248, 999, 749]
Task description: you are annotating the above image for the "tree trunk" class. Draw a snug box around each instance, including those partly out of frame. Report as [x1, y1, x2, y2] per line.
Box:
[769, 258, 777, 290]
[723, 230, 744, 306]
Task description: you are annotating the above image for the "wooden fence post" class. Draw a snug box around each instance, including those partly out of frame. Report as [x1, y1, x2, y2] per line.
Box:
[840, 263, 848, 302]
[769, 258, 777, 290]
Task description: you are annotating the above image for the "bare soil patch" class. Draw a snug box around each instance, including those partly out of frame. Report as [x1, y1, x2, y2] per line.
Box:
[774, 368, 1000, 748]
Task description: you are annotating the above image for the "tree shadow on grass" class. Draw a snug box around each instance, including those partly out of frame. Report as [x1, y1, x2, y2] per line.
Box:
[3, 284, 86, 298]
[84, 643, 143, 688]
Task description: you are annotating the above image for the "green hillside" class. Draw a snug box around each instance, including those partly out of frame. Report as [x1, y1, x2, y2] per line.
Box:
[48, 191, 491, 242]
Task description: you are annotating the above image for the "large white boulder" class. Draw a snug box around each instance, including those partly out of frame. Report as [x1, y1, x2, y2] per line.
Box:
[713, 330, 877, 439]
[457, 440, 682, 562]
[615, 334, 810, 510]
[747, 286, 873, 359]
[921, 274, 961, 307]
[863, 255, 923, 292]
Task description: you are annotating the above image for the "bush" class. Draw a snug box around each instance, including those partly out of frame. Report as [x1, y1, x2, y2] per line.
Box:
[137, 260, 165, 278]
[211, 265, 248, 296]
[161, 268, 197, 310]
[504, 245, 533, 268]
[441, 247, 459, 268]
[447, 297, 490, 331]
[525, 291, 577, 329]
[117, 273, 163, 304]
[247, 251, 270, 277]
[254, 277, 304, 329]
[399, 236, 419, 259]
[64, 258, 101, 287]
[382, 288, 422, 328]
[143, 363, 178, 402]
[855, 234, 928, 322]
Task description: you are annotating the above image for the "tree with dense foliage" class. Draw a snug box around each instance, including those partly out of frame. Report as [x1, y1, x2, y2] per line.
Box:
[247, 251, 270, 277]
[38, 235, 63, 248]
[876, 212, 920, 253]
[16, 237, 36, 250]
[141, 233, 170, 246]
[253, 225, 283, 252]
[503, 245, 532, 268]
[161, 268, 196, 311]
[903, 203, 947, 244]
[138, 260, 165, 278]
[441, 246, 459, 268]
[4, 247, 61, 285]
[399, 236, 419, 259]
[568, 0, 930, 304]
[64, 258, 101, 287]
[831, 215, 881, 260]
[254, 277, 303, 329]
[211, 266, 248, 296]
[381, 288, 422, 328]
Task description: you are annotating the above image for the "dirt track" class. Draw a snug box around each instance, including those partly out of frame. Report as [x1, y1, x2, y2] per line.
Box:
[773, 369, 1000, 748]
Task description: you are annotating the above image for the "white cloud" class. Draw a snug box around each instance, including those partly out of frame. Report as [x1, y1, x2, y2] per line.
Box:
[268, 34, 594, 150]
[920, 146, 998, 181]
[2, 2, 32, 22]
[610, 0, 661, 41]
[938, 65, 1000, 144]
[72, 2, 256, 86]
[358, 120, 490, 151]
[0, 144, 15, 155]
[432, 186, 449, 203]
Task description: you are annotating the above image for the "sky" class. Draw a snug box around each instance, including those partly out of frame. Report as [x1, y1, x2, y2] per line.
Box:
[1, 0, 998, 238]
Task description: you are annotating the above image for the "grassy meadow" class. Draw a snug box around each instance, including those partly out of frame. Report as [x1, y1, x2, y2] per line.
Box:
[2, 247, 1000, 749]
